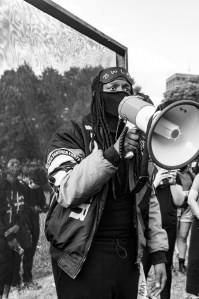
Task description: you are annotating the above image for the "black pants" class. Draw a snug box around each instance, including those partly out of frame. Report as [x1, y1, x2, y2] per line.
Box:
[11, 252, 22, 286]
[52, 238, 139, 299]
[142, 226, 176, 299]
[186, 217, 199, 296]
[0, 236, 14, 295]
[22, 221, 40, 283]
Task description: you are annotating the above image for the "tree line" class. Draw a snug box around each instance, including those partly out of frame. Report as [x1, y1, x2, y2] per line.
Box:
[1, 63, 199, 166]
[0, 64, 102, 164]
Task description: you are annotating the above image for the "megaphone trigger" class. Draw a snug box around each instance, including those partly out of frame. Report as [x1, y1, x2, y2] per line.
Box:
[126, 121, 137, 131]
[125, 150, 134, 159]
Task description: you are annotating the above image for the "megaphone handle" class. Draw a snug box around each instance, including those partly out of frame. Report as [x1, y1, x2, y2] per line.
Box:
[125, 151, 134, 159]
[124, 122, 137, 159]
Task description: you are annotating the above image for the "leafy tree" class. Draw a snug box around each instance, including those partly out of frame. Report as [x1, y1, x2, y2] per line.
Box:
[0, 63, 139, 165]
[163, 76, 199, 103]
[162, 77, 199, 162]
[0, 64, 102, 164]
[0, 64, 40, 162]
[62, 66, 102, 121]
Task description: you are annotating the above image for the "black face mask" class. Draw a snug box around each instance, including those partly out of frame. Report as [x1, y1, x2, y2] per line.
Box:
[103, 91, 128, 118]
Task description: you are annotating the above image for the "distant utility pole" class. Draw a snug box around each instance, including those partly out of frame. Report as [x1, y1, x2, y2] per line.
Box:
[188, 63, 191, 74]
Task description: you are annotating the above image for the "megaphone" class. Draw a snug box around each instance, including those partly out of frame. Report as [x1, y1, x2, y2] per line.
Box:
[118, 96, 199, 170]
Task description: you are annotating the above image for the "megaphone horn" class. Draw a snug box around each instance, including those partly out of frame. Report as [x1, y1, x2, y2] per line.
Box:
[118, 96, 199, 170]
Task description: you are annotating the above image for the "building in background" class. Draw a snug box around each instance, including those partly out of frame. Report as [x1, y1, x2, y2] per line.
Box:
[166, 73, 199, 91]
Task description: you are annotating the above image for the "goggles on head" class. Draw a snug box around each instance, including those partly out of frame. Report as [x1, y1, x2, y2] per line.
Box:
[100, 67, 133, 85]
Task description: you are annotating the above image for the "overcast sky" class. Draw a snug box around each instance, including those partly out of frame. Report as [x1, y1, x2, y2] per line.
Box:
[52, 0, 199, 106]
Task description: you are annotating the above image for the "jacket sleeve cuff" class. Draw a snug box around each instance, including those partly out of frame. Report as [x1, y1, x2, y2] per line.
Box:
[104, 145, 120, 167]
[151, 251, 167, 265]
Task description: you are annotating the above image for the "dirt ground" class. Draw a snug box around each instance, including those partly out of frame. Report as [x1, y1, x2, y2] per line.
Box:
[8, 275, 56, 299]
[7, 214, 189, 299]
[8, 260, 188, 299]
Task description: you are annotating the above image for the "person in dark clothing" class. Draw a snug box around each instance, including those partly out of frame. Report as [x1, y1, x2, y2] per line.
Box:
[186, 173, 199, 299]
[0, 159, 31, 298]
[21, 167, 46, 289]
[192, 161, 199, 175]
[176, 165, 195, 274]
[142, 166, 184, 299]
[45, 67, 168, 299]
[0, 164, 3, 180]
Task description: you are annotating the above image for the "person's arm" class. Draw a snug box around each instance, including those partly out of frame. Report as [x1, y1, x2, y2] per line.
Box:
[153, 169, 184, 206]
[188, 173, 199, 219]
[170, 184, 184, 206]
[36, 187, 47, 212]
[153, 168, 170, 189]
[146, 193, 169, 254]
[47, 123, 120, 208]
[146, 192, 168, 297]
[169, 172, 184, 206]
[58, 149, 118, 208]
[47, 123, 139, 209]
[113, 127, 139, 155]
[188, 189, 199, 218]
[149, 263, 167, 298]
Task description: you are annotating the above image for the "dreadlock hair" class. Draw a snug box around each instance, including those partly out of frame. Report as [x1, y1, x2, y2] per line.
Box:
[90, 71, 125, 197]
[90, 70, 114, 151]
[90, 70, 144, 197]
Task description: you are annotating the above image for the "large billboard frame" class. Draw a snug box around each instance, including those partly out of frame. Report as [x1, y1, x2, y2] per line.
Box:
[24, 0, 128, 69]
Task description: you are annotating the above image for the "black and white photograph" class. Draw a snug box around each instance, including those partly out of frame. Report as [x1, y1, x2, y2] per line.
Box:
[0, 1, 199, 298]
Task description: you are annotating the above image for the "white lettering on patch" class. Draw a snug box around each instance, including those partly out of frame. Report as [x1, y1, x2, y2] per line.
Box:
[69, 203, 91, 221]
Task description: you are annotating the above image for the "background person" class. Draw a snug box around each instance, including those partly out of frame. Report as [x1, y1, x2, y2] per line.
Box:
[176, 165, 195, 274]
[191, 161, 199, 175]
[0, 158, 31, 297]
[45, 67, 168, 299]
[21, 167, 46, 290]
[186, 173, 199, 299]
[142, 166, 184, 299]
[0, 164, 3, 180]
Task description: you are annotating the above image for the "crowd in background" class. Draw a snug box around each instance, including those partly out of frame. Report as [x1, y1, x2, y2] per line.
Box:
[143, 161, 199, 299]
[0, 158, 199, 298]
[0, 158, 51, 299]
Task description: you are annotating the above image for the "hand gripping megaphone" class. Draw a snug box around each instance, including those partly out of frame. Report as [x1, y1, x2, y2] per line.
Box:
[118, 96, 199, 170]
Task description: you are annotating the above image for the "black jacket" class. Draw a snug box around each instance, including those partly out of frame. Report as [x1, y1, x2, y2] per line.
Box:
[45, 114, 168, 278]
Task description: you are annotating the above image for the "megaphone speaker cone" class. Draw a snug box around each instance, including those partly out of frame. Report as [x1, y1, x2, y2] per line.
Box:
[118, 96, 199, 169]
[148, 100, 199, 170]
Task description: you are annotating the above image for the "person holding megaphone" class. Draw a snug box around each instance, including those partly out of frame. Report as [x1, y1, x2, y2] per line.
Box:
[45, 67, 168, 299]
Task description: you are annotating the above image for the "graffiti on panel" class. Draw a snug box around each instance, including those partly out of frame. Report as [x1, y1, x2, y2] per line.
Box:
[0, 0, 116, 76]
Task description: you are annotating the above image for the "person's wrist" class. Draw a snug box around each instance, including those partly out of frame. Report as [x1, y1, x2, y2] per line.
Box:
[170, 180, 176, 185]
[104, 145, 120, 166]
[153, 180, 159, 189]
